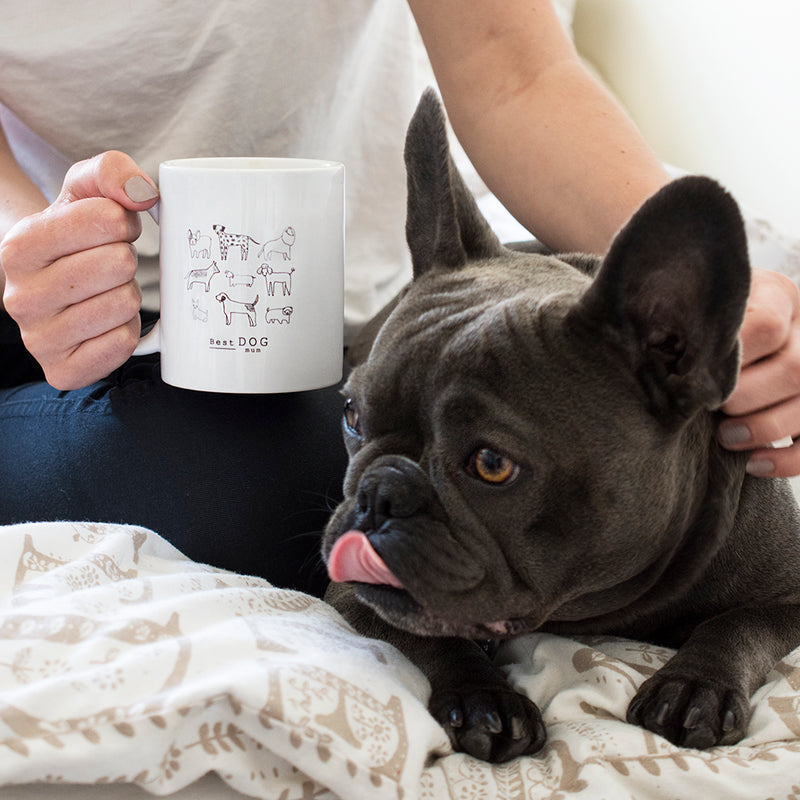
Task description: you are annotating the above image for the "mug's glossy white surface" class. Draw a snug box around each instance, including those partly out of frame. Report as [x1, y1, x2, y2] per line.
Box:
[148, 157, 344, 393]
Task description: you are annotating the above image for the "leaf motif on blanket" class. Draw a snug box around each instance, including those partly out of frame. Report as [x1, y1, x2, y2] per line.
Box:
[603, 740, 800, 781]
[189, 721, 247, 755]
[572, 637, 672, 676]
[0, 700, 147, 754]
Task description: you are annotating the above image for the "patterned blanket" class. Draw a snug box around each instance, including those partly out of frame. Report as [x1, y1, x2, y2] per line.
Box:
[0, 521, 799, 799]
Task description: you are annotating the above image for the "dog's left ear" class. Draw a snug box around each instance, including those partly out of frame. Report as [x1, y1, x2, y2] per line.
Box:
[404, 89, 503, 277]
[572, 176, 751, 416]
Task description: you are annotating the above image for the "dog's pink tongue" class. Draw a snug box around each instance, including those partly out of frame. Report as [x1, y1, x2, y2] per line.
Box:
[328, 531, 404, 588]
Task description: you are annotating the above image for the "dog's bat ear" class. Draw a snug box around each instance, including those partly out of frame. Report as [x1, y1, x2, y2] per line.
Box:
[404, 89, 502, 278]
[572, 176, 751, 417]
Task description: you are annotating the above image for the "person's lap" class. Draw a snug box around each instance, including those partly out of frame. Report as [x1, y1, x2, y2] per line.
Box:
[0, 317, 348, 597]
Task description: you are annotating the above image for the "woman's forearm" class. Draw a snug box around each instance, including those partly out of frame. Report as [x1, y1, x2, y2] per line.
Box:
[408, 0, 671, 253]
[446, 58, 672, 253]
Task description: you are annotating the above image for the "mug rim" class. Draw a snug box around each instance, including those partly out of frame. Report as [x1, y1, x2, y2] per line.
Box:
[160, 157, 343, 172]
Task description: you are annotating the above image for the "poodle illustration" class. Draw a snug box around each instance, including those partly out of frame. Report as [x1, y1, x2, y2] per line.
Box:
[216, 292, 260, 327]
[257, 264, 295, 296]
[224, 270, 256, 287]
[265, 306, 293, 324]
[185, 260, 220, 292]
[257, 226, 296, 261]
[213, 224, 260, 261]
[187, 229, 212, 260]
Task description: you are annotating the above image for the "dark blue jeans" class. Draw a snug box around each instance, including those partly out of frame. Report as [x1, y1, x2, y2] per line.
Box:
[0, 311, 347, 597]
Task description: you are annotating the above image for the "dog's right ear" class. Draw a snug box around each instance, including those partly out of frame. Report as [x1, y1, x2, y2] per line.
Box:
[404, 89, 503, 278]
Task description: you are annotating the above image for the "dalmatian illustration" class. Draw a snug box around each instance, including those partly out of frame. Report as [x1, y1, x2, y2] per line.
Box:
[257, 264, 295, 296]
[185, 260, 220, 292]
[192, 299, 208, 323]
[224, 270, 256, 287]
[213, 224, 260, 261]
[265, 306, 293, 324]
[257, 226, 296, 261]
[187, 229, 212, 260]
[216, 293, 260, 327]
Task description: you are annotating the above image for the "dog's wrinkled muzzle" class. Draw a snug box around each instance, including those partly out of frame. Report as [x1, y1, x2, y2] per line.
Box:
[326, 454, 486, 592]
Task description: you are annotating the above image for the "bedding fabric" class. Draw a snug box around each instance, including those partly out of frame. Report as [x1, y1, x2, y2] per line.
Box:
[1, 522, 800, 799]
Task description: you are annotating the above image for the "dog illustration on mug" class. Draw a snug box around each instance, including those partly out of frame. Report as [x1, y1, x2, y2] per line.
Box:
[216, 292, 259, 327]
[185, 260, 220, 292]
[213, 224, 260, 261]
[258, 226, 296, 261]
[187, 228, 212, 261]
[258, 264, 295, 297]
[265, 306, 293, 324]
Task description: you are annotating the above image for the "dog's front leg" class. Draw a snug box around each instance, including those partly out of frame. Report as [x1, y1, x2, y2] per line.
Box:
[627, 603, 800, 748]
[421, 635, 547, 762]
[324, 582, 546, 762]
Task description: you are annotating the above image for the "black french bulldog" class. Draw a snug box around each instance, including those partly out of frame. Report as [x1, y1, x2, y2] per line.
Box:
[322, 89, 800, 763]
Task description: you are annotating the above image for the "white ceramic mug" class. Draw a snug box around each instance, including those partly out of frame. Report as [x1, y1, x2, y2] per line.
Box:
[134, 157, 345, 393]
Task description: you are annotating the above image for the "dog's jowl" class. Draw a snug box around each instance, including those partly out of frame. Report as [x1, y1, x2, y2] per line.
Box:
[322, 89, 800, 763]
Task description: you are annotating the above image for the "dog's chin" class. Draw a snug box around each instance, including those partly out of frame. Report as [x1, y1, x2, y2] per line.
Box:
[352, 583, 540, 640]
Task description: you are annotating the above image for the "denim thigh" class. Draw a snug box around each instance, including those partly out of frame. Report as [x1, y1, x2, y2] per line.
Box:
[0, 355, 348, 596]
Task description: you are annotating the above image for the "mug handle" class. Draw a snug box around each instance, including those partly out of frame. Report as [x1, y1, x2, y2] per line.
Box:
[132, 203, 161, 356]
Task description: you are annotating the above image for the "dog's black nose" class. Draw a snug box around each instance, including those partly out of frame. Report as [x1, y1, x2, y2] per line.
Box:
[355, 455, 434, 532]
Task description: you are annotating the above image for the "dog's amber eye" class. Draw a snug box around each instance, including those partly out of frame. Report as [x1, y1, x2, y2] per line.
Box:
[468, 448, 520, 485]
[343, 398, 361, 436]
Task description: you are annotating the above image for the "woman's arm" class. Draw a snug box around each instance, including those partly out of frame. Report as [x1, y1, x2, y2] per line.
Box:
[407, 0, 671, 253]
[0, 147, 158, 389]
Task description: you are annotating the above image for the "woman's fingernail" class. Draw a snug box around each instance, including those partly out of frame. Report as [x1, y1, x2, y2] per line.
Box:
[746, 458, 775, 477]
[718, 423, 751, 447]
[124, 175, 159, 203]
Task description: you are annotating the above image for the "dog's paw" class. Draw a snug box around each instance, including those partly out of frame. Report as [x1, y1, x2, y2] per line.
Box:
[627, 674, 750, 748]
[429, 685, 546, 762]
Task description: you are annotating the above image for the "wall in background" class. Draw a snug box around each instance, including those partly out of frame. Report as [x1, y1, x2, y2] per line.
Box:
[574, 0, 800, 237]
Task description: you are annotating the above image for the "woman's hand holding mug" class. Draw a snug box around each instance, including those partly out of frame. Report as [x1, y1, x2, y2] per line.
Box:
[1, 152, 345, 395]
[0, 151, 158, 390]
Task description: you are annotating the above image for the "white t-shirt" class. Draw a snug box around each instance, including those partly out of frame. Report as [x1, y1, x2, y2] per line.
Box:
[0, 0, 426, 341]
